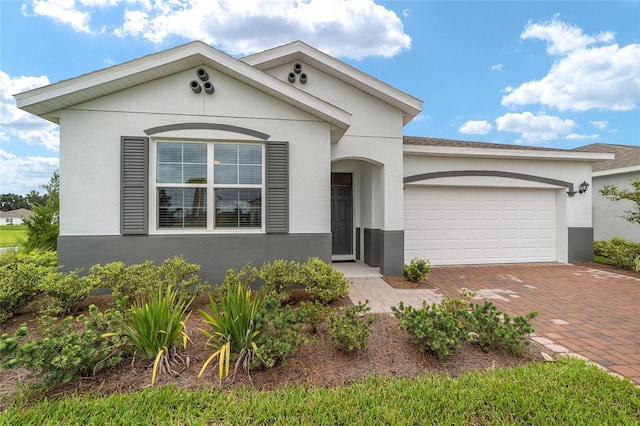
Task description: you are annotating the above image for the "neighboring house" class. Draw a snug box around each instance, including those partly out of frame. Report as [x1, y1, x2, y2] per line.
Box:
[14, 41, 611, 283]
[0, 209, 33, 226]
[574, 143, 640, 242]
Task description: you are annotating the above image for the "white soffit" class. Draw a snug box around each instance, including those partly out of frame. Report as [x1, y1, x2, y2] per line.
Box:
[403, 144, 615, 162]
[242, 41, 423, 125]
[14, 41, 352, 133]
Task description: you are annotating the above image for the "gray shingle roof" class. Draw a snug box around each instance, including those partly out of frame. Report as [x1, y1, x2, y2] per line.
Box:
[573, 143, 640, 172]
[403, 136, 570, 152]
[0, 208, 33, 219]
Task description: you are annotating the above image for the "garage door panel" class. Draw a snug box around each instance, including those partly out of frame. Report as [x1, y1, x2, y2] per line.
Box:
[404, 187, 557, 265]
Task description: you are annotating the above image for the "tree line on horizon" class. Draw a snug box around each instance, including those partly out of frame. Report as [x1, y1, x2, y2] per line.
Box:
[1, 188, 52, 212]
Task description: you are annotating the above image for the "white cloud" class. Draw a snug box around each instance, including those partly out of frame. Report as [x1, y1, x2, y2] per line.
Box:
[78, 0, 122, 6]
[0, 149, 59, 195]
[402, 8, 411, 17]
[459, 120, 493, 135]
[590, 120, 608, 130]
[521, 16, 614, 55]
[25, 0, 94, 33]
[502, 19, 640, 112]
[15, 129, 61, 152]
[491, 64, 503, 71]
[25, 0, 411, 59]
[0, 71, 60, 152]
[412, 113, 428, 123]
[495, 112, 576, 143]
[565, 133, 599, 140]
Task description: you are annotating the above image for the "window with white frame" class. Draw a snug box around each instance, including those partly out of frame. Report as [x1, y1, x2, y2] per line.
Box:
[155, 141, 263, 230]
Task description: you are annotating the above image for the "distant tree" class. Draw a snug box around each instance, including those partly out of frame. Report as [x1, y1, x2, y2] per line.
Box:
[24, 190, 48, 209]
[0, 193, 28, 211]
[22, 170, 60, 251]
[600, 178, 640, 226]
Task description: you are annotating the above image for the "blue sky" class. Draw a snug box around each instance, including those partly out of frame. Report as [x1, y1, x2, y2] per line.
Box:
[1, 1, 639, 195]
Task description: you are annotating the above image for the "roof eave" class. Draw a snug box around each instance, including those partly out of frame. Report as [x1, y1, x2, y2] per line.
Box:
[403, 144, 615, 162]
[14, 41, 351, 132]
[242, 41, 423, 125]
[593, 165, 640, 177]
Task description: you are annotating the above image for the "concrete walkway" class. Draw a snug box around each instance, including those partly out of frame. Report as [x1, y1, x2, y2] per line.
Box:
[335, 261, 444, 313]
[335, 262, 640, 384]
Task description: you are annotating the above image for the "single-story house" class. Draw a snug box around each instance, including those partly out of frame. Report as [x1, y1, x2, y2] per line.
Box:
[574, 143, 640, 242]
[0, 209, 33, 226]
[14, 41, 612, 283]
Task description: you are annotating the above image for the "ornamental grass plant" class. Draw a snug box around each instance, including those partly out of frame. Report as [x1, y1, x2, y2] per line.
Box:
[198, 282, 263, 384]
[108, 284, 193, 385]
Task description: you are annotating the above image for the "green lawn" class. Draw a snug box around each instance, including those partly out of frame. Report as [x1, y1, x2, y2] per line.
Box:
[0, 225, 26, 248]
[1, 358, 639, 425]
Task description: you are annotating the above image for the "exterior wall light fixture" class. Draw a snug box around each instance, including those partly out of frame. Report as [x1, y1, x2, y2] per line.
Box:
[578, 181, 590, 194]
[568, 181, 590, 197]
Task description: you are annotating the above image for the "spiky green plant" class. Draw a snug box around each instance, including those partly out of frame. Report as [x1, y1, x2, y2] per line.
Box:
[107, 285, 193, 385]
[198, 282, 262, 385]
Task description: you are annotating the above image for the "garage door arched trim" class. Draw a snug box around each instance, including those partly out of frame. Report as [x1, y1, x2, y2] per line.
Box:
[404, 170, 575, 195]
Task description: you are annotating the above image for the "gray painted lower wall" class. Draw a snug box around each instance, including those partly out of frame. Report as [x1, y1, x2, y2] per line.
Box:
[363, 228, 380, 267]
[568, 227, 594, 263]
[58, 233, 331, 285]
[380, 230, 404, 276]
[362, 228, 404, 276]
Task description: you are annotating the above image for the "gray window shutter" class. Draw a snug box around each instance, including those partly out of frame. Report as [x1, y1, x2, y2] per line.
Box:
[265, 141, 288, 233]
[121, 136, 149, 235]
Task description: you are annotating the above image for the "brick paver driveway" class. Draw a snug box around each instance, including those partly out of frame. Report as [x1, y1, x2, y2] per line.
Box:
[426, 264, 640, 384]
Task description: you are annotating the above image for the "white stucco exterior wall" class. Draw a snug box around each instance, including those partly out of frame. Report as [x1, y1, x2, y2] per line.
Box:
[58, 67, 333, 236]
[403, 154, 594, 228]
[265, 61, 407, 231]
[592, 172, 640, 241]
[402, 152, 596, 264]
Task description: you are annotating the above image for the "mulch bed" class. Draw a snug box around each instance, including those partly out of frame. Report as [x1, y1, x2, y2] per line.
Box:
[0, 288, 549, 409]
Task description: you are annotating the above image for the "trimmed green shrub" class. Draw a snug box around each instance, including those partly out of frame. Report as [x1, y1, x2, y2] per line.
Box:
[439, 289, 476, 314]
[593, 239, 607, 257]
[593, 237, 640, 269]
[257, 259, 302, 303]
[466, 301, 537, 354]
[392, 301, 469, 360]
[222, 263, 257, 288]
[438, 290, 476, 329]
[86, 261, 156, 307]
[86, 256, 207, 307]
[0, 305, 124, 386]
[38, 269, 100, 315]
[253, 295, 318, 368]
[0, 250, 56, 321]
[297, 300, 329, 333]
[158, 255, 208, 296]
[402, 257, 431, 282]
[301, 257, 349, 304]
[393, 297, 537, 360]
[329, 301, 376, 352]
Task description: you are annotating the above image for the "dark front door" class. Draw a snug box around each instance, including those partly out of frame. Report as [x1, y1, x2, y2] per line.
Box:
[331, 173, 353, 255]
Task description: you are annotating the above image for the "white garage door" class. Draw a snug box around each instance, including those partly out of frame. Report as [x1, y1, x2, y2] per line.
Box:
[404, 186, 557, 265]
